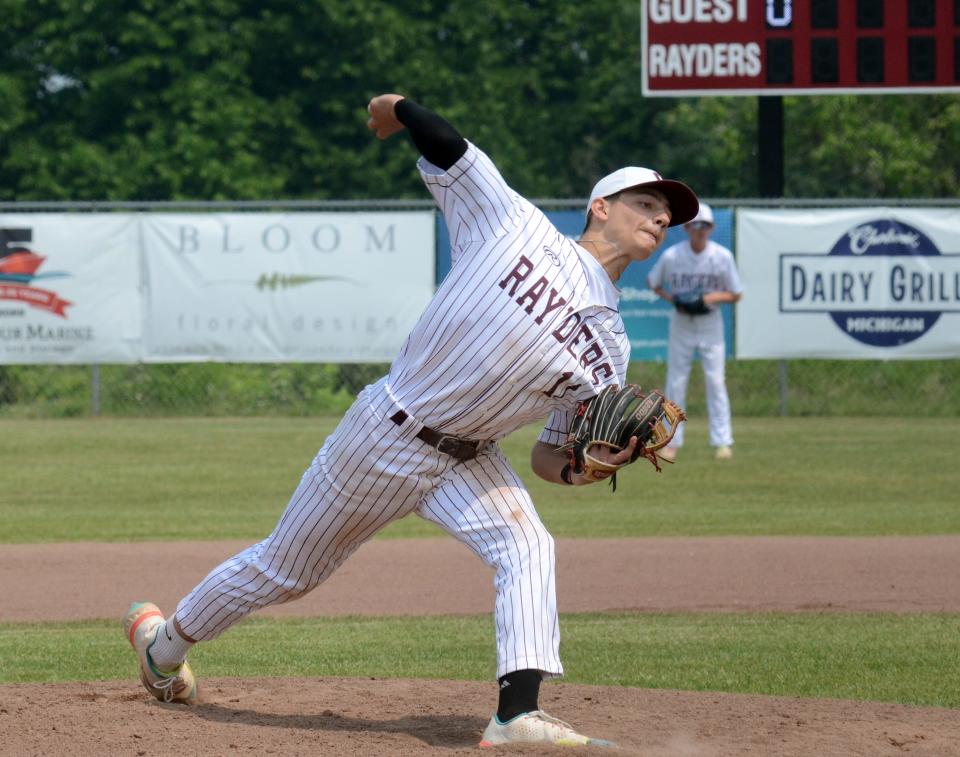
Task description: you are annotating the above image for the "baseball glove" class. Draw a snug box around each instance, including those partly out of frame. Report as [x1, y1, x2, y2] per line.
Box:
[559, 385, 686, 491]
[674, 291, 710, 315]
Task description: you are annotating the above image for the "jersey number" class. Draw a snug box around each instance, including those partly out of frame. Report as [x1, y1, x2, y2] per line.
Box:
[542, 372, 582, 399]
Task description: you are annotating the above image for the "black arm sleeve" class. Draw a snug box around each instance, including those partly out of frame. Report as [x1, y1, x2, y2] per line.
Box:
[394, 99, 468, 171]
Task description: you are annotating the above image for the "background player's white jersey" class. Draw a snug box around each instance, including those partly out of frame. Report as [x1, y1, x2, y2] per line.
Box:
[387, 142, 629, 443]
[647, 239, 743, 313]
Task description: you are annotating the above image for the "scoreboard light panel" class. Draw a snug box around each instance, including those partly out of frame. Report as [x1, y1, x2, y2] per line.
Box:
[642, 0, 960, 96]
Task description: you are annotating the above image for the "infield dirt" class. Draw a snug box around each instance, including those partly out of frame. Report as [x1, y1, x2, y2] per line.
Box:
[2, 536, 959, 756]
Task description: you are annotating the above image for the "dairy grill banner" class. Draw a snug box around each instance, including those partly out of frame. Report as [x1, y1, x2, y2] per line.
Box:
[737, 208, 960, 359]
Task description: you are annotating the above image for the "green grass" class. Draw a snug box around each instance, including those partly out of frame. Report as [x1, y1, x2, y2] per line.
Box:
[3, 416, 957, 712]
[3, 613, 958, 708]
[0, 416, 957, 542]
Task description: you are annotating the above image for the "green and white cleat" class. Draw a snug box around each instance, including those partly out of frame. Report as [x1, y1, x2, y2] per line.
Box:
[122, 601, 198, 704]
[479, 709, 617, 748]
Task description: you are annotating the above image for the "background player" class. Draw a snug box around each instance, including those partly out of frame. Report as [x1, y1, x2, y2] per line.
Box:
[123, 93, 698, 748]
[647, 203, 743, 461]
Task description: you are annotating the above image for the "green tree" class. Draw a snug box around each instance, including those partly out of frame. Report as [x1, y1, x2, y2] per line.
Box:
[784, 94, 960, 198]
[0, 0, 957, 202]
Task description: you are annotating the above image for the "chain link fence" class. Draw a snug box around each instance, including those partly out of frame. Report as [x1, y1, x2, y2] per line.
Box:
[0, 358, 957, 419]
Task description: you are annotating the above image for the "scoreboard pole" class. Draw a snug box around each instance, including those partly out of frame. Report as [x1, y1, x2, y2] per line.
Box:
[758, 95, 784, 197]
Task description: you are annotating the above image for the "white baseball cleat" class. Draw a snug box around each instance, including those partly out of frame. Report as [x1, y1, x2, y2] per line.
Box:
[479, 710, 616, 748]
[122, 601, 198, 704]
[714, 445, 733, 460]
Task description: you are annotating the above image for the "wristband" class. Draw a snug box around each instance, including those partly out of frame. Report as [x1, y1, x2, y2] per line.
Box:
[560, 463, 574, 485]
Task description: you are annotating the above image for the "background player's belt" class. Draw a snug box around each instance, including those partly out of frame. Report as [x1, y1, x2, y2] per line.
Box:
[389, 410, 486, 461]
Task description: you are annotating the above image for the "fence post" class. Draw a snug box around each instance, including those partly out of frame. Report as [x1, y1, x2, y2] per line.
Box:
[778, 359, 788, 416]
[91, 364, 101, 416]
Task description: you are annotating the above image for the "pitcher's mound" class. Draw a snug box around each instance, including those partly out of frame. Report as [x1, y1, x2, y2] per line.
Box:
[3, 677, 957, 756]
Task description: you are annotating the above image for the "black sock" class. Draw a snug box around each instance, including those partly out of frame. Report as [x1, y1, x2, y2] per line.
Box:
[496, 669, 542, 721]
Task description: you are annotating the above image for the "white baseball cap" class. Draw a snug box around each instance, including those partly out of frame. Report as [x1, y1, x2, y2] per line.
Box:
[586, 167, 699, 227]
[687, 202, 714, 227]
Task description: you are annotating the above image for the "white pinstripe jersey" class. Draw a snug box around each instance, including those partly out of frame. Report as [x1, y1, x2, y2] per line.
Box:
[386, 142, 629, 445]
[647, 239, 742, 298]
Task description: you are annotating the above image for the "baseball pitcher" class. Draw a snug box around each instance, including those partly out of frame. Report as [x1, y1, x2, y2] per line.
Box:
[123, 94, 698, 748]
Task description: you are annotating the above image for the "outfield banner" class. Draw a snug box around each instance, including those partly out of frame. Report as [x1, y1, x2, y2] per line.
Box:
[141, 212, 435, 362]
[0, 214, 142, 364]
[737, 208, 960, 359]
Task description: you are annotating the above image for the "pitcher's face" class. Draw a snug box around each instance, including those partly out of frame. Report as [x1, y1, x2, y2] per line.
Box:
[601, 189, 671, 262]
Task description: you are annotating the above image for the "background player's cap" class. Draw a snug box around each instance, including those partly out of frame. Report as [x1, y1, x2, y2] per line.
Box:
[587, 167, 699, 227]
[686, 202, 714, 228]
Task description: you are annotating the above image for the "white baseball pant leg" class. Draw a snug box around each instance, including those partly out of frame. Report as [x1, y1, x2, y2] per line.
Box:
[698, 336, 733, 448]
[664, 313, 698, 449]
[417, 445, 562, 679]
[173, 380, 452, 641]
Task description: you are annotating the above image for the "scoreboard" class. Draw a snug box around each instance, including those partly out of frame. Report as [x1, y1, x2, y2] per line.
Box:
[641, 0, 960, 95]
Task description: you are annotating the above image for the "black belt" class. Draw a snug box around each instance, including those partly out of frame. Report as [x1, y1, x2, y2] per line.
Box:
[390, 410, 485, 461]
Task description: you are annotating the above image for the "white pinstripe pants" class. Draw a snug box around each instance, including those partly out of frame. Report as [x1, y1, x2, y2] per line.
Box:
[665, 311, 733, 448]
[175, 378, 562, 679]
